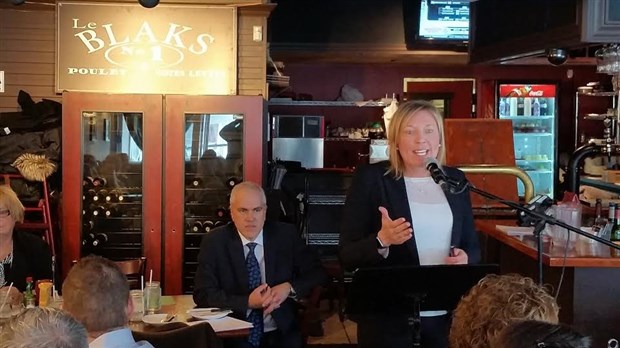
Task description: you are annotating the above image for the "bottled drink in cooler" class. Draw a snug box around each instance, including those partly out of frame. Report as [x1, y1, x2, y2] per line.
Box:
[532, 98, 541, 116]
[203, 220, 214, 233]
[105, 190, 124, 203]
[92, 205, 106, 217]
[82, 232, 96, 247]
[93, 189, 108, 203]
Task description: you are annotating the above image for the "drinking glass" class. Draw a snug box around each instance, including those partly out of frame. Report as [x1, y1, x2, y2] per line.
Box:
[144, 281, 161, 314]
[129, 290, 144, 321]
[549, 204, 581, 249]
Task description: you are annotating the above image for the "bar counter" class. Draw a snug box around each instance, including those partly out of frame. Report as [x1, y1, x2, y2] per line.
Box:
[476, 219, 620, 346]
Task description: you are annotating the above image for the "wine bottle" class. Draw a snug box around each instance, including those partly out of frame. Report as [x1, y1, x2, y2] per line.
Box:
[83, 220, 95, 233]
[105, 190, 125, 203]
[187, 177, 202, 188]
[92, 233, 108, 247]
[92, 205, 106, 217]
[214, 220, 226, 227]
[203, 220, 214, 233]
[82, 232, 96, 247]
[93, 189, 108, 203]
[92, 177, 107, 187]
[225, 177, 241, 190]
[191, 221, 203, 233]
[83, 189, 97, 202]
[215, 207, 230, 219]
[105, 205, 120, 218]
[83, 176, 95, 188]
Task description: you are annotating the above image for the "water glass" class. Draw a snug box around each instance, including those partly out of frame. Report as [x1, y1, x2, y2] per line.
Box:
[144, 281, 161, 314]
[129, 290, 144, 321]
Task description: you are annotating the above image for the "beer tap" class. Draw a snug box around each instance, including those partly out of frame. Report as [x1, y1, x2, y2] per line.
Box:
[567, 142, 620, 193]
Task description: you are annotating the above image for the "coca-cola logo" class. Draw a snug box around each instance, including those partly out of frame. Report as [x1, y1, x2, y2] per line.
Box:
[528, 91, 544, 97]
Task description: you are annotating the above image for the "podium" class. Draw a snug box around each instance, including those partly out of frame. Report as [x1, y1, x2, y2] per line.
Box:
[346, 264, 499, 347]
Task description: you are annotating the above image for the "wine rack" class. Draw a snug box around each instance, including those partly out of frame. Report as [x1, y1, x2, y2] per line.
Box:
[182, 171, 241, 293]
[81, 174, 144, 260]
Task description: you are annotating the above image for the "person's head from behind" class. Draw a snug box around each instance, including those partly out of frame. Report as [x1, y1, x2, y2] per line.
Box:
[387, 100, 446, 178]
[450, 274, 560, 348]
[62, 255, 131, 335]
[0, 307, 88, 348]
[491, 320, 591, 348]
[229, 181, 267, 241]
[0, 185, 25, 237]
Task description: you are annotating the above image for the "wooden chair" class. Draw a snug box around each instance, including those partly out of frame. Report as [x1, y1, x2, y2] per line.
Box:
[132, 322, 222, 348]
[114, 257, 147, 290]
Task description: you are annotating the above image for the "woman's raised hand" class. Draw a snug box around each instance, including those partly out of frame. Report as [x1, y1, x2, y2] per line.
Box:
[376, 206, 412, 247]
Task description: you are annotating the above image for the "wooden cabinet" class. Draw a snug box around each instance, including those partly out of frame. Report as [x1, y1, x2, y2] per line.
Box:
[62, 92, 266, 294]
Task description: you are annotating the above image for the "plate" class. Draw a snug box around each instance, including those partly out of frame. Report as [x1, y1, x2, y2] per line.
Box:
[142, 314, 179, 326]
[187, 308, 232, 320]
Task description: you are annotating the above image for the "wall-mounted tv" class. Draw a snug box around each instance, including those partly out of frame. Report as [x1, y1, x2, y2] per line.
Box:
[404, 0, 470, 51]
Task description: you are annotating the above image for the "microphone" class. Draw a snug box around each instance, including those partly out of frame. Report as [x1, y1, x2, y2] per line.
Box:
[424, 157, 451, 191]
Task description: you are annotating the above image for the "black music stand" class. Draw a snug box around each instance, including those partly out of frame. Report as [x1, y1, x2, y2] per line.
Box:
[345, 264, 499, 348]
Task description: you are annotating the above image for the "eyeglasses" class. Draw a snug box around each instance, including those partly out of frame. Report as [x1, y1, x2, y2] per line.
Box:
[0, 209, 10, 218]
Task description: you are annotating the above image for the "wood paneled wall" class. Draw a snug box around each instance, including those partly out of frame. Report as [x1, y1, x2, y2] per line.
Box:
[0, 2, 270, 112]
[0, 9, 57, 113]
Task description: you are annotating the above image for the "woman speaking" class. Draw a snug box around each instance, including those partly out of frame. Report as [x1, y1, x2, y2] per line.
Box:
[339, 100, 480, 347]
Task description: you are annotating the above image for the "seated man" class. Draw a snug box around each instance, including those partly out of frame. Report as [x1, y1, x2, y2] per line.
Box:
[0, 307, 88, 348]
[450, 274, 560, 348]
[194, 181, 328, 348]
[62, 256, 154, 348]
[491, 320, 591, 348]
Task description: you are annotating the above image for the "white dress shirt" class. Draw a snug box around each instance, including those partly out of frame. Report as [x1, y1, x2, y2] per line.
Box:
[238, 230, 277, 332]
[89, 327, 154, 348]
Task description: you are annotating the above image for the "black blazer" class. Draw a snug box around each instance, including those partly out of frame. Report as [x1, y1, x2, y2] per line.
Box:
[339, 161, 481, 271]
[3, 230, 53, 292]
[193, 221, 328, 344]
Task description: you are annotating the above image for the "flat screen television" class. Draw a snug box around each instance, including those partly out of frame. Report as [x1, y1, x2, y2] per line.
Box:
[404, 0, 470, 51]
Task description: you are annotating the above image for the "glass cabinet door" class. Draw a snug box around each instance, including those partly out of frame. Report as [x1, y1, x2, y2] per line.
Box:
[62, 93, 162, 282]
[164, 95, 265, 294]
[81, 111, 145, 260]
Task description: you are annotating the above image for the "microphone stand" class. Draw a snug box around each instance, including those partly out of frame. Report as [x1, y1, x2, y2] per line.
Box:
[446, 178, 620, 285]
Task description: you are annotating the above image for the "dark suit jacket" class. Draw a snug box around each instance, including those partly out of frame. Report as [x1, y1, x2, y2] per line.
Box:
[339, 161, 481, 271]
[193, 221, 328, 347]
[3, 230, 53, 292]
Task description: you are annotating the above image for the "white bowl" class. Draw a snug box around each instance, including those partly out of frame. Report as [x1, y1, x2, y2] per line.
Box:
[142, 314, 178, 326]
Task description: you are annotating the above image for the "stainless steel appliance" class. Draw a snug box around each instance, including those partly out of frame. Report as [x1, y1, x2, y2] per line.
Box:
[272, 115, 324, 168]
[369, 139, 389, 164]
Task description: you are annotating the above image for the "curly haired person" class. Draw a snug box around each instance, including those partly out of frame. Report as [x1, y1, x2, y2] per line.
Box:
[449, 274, 560, 348]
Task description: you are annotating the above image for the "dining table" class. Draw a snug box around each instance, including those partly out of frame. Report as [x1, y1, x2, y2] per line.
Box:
[129, 294, 252, 338]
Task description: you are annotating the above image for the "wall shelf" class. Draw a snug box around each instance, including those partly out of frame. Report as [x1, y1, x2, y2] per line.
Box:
[268, 100, 387, 107]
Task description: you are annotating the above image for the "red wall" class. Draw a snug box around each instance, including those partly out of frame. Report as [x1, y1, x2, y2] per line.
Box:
[281, 63, 606, 157]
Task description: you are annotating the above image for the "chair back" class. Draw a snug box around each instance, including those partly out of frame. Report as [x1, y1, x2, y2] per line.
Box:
[132, 322, 222, 348]
[114, 257, 146, 290]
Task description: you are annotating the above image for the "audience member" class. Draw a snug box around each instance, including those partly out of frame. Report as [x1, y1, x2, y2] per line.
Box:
[194, 181, 327, 348]
[450, 274, 560, 348]
[0, 185, 53, 304]
[62, 255, 154, 348]
[491, 320, 591, 348]
[0, 307, 88, 348]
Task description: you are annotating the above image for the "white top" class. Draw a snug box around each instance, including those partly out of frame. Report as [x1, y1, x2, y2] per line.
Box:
[238, 230, 277, 332]
[404, 176, 453, 317]
[89, 328, 154, 348]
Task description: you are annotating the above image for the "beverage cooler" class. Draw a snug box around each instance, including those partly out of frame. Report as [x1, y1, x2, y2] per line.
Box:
[497, 83, 557, 198]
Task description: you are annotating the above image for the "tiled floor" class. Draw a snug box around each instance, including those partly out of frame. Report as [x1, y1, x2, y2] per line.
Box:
[306, 300, 357, 346]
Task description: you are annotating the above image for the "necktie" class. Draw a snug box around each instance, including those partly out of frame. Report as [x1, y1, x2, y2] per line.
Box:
[246, 242, 263, 347]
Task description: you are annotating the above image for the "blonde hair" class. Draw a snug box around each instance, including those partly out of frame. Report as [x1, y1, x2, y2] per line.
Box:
[229, 181, 266, 207]
[62, 256, 129, 334]
[450, 274, 560, 348]
[386, 100, 446, 179]
[0, 185, 25, 223]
